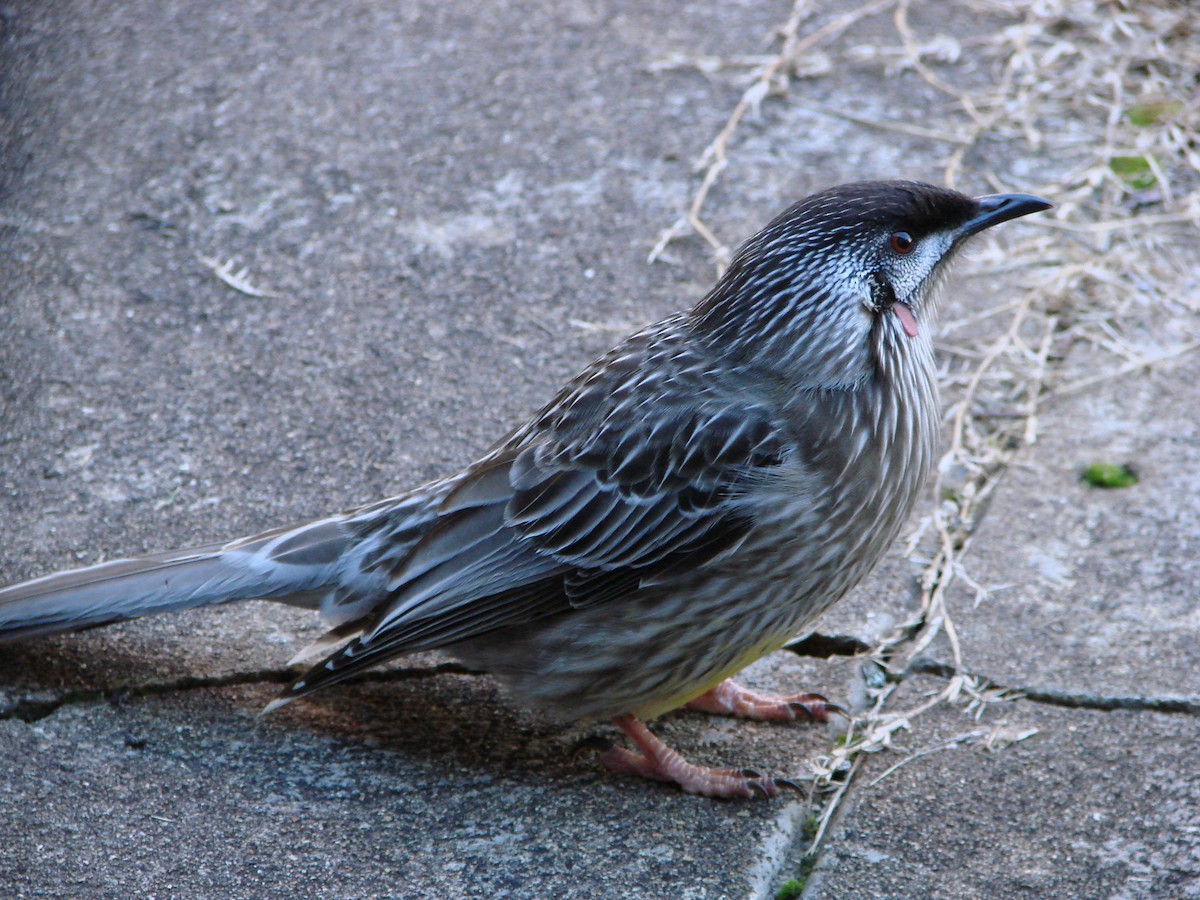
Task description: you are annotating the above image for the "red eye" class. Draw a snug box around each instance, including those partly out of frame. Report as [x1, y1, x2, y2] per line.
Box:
[889, 231, 915, 254]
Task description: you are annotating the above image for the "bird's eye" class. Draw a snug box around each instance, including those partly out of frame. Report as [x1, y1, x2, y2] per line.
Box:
[888, 231, 915, 254]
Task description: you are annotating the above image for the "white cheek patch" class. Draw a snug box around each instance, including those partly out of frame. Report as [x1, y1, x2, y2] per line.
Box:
[892, 232, 955, 299]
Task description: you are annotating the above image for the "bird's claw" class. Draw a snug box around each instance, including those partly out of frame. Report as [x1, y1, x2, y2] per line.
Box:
[788, 694, 850, 722]
[740, 772, 806, 799]
[822, 702, 851, 720]
[788, 700, 818, 721]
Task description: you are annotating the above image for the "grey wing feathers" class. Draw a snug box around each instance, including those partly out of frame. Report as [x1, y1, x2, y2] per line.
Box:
[279, 390, 789, 704]
[509, 406, 783, 602]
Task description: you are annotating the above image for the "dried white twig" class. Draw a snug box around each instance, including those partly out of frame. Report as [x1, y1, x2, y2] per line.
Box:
[648, 0, 898, 269]
[199, 256, 277, 298]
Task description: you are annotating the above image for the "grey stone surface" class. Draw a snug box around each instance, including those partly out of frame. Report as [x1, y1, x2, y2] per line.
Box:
[1, 674, 821, 898]
[940, 357, 1200, 701]
[1, 1, 1196, 899]
[806, 698, 1200, 899]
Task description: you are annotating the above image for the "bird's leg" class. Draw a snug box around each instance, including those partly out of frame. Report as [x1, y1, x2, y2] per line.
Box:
[685, 678, 843, 723]
[596, 714, 800, 799]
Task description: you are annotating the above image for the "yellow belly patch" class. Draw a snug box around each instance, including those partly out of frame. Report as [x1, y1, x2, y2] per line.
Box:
[631, 636, 790, 720]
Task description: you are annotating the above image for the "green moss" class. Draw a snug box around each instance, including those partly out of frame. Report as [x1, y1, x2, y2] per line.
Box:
[800, 814, 820, 842]
[1081, 462, 1138, 489]
[777, 853, 817, 898]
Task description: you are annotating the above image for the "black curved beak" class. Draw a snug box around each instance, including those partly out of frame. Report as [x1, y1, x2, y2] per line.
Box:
[959, 192, 1052, 239]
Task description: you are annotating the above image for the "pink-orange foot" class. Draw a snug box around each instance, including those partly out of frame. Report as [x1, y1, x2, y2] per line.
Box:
[595, 714, 803, 799]
[685, 678, 845, 723]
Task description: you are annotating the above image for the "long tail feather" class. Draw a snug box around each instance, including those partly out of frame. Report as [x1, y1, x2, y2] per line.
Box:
[0, 515, 366, 642]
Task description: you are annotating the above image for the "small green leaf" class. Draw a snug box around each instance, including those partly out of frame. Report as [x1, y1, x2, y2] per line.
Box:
[777, 879, 807, 900]
[1127, 101, 1181, 128]
[1109, 155, 1156, 190]
[1082, 463, 1138, 489]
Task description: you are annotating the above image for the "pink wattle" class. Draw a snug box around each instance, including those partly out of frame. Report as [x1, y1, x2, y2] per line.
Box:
[892, 302, 918, 338]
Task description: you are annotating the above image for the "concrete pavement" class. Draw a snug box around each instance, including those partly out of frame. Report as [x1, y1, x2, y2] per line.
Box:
[2, 2, 1196, 897]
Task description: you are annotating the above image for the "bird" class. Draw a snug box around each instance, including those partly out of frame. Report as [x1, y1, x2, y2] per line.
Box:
[0, 181, 1050, 798]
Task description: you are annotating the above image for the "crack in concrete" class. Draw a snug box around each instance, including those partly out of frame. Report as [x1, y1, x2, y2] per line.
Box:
[785, 633, 873, 659]
[904, 657, 1200, 716]
[0, 662, 475, 723]
[784, 638, 1200, 716]
[8, 632, 1192, 726]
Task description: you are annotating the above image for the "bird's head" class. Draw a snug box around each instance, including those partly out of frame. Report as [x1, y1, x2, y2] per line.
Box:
[692, 180, 1051, 389]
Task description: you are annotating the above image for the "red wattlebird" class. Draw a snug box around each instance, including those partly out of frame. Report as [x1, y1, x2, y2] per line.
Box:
[0, 181, 1050, 797]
